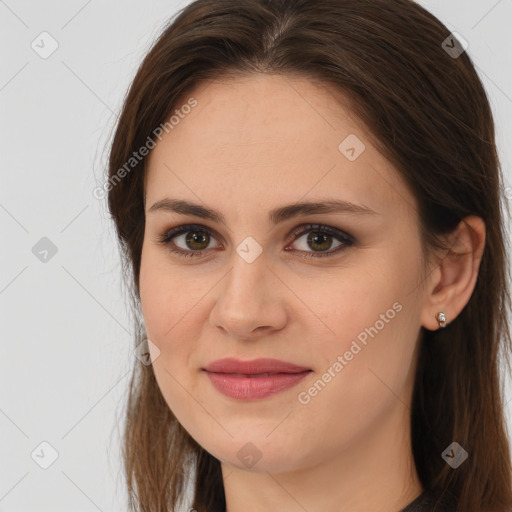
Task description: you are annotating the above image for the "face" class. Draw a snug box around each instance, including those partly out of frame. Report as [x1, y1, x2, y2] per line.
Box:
[140, 73, 430, 475]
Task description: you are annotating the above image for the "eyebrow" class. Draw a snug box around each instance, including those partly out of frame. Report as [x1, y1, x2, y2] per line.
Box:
[148, 198, 378, 225]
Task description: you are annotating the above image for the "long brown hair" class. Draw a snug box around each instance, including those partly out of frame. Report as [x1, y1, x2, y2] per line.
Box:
[106, 1, 512, 510]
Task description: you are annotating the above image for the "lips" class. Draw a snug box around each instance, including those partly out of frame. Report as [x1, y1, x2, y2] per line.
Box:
[202, 358, 312, 400]
[202, 357, 311, 375]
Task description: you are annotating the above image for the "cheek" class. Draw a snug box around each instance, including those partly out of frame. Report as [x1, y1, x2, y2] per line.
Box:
[307, 253, 421, 391]
[293, 302, 418, 457]
[139, 246, 202, 393]
[299, 265, 396, 345]
[139, 246, 186, 341]
[139, 258, 195, 416]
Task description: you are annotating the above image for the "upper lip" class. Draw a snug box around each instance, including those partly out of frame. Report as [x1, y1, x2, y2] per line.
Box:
[202, 358, 312, 375]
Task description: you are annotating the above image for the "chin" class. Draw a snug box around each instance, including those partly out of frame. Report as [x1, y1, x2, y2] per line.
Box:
[200, 435, 311, 475]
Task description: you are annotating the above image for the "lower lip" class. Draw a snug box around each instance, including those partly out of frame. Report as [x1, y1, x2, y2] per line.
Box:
[203, 370, 311, 399]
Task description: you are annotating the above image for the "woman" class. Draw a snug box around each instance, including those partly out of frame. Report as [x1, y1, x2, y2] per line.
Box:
[106, 0, 512, 510]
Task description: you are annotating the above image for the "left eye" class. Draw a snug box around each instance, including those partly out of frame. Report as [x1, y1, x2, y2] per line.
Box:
[157, 223, 354, 259]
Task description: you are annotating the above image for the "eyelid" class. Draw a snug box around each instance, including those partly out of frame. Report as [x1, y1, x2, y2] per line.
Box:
[286, 223, 354, 244]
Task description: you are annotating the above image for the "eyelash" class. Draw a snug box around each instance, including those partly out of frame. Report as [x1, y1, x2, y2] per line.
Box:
[157, 223, 355, 260]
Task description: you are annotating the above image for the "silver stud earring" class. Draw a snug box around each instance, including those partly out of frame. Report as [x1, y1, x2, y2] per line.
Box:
[435, 311, 447, 328]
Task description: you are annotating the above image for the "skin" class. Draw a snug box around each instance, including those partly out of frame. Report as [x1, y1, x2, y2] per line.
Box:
[139, 73, 486, 512]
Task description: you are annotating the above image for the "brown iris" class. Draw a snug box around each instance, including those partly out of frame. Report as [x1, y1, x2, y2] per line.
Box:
[185, 230, 210, 250]
[307, 232, 332, 252]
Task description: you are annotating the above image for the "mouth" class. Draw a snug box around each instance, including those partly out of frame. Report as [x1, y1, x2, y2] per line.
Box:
[201, 358, 312, 400]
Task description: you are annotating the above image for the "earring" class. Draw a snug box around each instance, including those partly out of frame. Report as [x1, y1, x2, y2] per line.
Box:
[435, 312, 447, 328]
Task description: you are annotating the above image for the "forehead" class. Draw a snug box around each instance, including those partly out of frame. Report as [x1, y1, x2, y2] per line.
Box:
[144, 74, 416, 221]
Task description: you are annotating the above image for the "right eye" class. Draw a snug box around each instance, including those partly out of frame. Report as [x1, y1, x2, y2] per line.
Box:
[157, 224, 222, 258]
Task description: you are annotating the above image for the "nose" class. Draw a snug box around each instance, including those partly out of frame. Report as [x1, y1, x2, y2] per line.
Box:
[209, 248, 288, 341]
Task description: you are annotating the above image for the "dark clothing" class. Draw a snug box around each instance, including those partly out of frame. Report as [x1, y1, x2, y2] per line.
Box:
[399, 490, 452, 512]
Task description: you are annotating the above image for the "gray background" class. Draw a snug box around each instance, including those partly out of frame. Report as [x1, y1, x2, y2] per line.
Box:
[1, 1, 511, 510]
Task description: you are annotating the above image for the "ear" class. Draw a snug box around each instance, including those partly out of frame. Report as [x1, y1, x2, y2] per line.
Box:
[420, 215, 486, 331]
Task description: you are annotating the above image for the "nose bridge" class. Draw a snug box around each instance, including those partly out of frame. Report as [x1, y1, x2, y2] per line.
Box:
[209, 239, 287, 336]
[223, 240, 271, 305]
